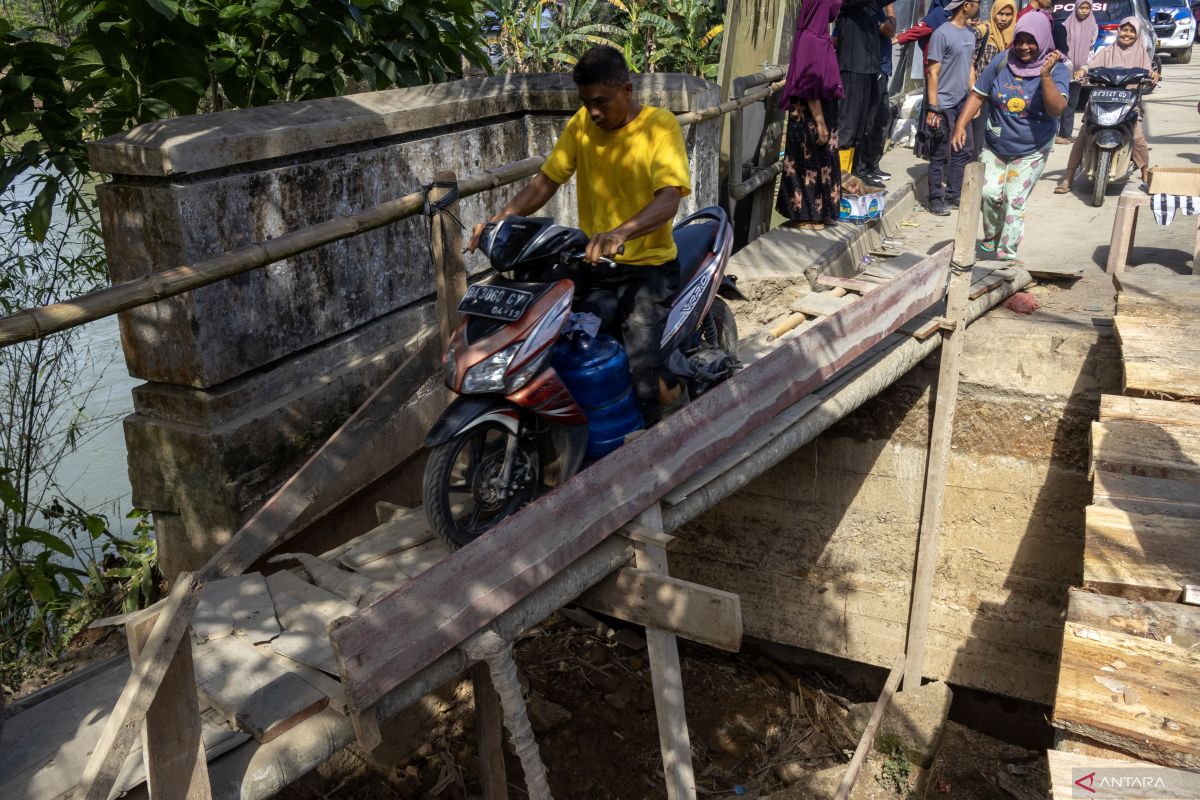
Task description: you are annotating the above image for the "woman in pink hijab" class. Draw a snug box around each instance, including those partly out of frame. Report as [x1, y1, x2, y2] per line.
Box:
[1056, 17, 1159, 192]
[1057, 0, 1098, 143]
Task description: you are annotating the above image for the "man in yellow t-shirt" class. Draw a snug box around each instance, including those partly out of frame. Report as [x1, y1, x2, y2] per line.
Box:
[468, 45, 692, 416]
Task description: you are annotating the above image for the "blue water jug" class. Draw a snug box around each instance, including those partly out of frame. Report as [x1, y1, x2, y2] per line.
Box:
[552, 333, 645, 460]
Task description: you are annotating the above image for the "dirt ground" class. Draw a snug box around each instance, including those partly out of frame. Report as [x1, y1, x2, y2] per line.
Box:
[281, 614, 1050, 800]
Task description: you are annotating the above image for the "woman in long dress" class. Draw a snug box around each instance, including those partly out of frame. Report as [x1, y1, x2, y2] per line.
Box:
[776, 0, 845, 230]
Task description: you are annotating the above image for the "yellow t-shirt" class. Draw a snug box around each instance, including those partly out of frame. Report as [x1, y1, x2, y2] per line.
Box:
[541, 106, 692, 266]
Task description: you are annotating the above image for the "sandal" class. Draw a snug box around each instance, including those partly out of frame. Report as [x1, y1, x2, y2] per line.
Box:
[1054, 136, 1073, 145]
[1053, 181, 1072, 194]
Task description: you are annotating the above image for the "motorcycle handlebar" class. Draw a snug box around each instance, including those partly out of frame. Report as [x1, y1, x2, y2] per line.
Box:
[562, 244, 625, 270]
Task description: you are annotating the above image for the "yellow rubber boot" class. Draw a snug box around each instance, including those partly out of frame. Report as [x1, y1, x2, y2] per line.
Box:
[838, 147, 855, 175]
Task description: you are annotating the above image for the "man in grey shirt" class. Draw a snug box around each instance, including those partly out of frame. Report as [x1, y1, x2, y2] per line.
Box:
[924, 0, 979, 216]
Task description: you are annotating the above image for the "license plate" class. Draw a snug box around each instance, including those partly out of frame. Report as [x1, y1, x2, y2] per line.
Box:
[1089, 89, 1133, 103]
[458, 283, 535, 322]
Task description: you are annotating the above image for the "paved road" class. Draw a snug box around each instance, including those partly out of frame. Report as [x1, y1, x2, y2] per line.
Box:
[879, 57, 1199, 274]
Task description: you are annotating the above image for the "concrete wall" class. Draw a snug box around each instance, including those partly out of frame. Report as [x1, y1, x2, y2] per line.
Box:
[91, 73, 722, 578]
[671, 276, 1122, 705]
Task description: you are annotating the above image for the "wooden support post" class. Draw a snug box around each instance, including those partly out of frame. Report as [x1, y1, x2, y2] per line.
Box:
[74, 573, 205, 800]
[472, 662, 508, 800]
[903, 161, 983, 693]
[833, 661, 904, 800]
[1193, 216, 1200, 276]
[126, 614, 211, 799]
[429, 171, 468, 350]
[631, 504, 697, 800]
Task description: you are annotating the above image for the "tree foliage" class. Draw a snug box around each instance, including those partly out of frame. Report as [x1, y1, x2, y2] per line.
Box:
[479, 0, 724, 78]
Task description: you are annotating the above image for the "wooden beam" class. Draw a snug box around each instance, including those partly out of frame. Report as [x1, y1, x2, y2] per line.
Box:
[472, 662, 508, 800]
[833, 660, 904, 800]
[1090, 420, 1200, 485]
[632, 505, 697, 800]
[329, 244, 950, 713]
[576, 567, 742, 652]
[73, 573, 204, 800]
[1084, 505, 1200, 601]
[125, 613, 211, 800]
[903, 161, 982, 692]
[198, 333, 438, 582]
[429, 171, 468, 351]
[1099, 395, 1200, 428]
[1091, 471, 1200, 519]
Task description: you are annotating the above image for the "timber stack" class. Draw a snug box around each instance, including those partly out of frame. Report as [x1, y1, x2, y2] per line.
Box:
[1047, 273, 1200, 796]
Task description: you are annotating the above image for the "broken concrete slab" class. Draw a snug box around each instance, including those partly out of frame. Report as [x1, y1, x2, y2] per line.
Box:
[847, 680, 953, 768]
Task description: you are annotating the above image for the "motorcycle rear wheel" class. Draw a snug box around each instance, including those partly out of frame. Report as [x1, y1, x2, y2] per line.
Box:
[1092, 149, 1112, 208]
[703, 297, 739, 360]
[423, 422, 540, 550]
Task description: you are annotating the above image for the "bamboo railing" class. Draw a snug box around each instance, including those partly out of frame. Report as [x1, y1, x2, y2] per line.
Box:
[0, 78, 784, 347]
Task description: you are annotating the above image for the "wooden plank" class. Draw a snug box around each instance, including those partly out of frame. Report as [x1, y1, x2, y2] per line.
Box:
[1092, 471, 1200, 519]
[576, 567, 742, 652]
[125, 614, 211, 800]
[192, 634, 328, 743]
[1065, 588, 1200, 649]
[329, 508, 435, 570]
[969, 277, 1006, 300]
[903, 162, 982, 692]
[1113, 273, 1200, 316]
[632, 505, 696, 800]
[471, 663, 507, 800]
[329, 244, 951, 712]
[1047, 749, 1200, 799]
[252, 642, 349, 714]
[266, 573, 357, 675]
[816, 275, 877, 293]
[73, 572, 204, 800]
[349, 539, 449, 582]
[1090, 420, 1200, 484]
[1099, 395, 1200, 428]
[429, 171, 468, 350]
[1053, 621, 1200, 768]
[199, 334, 439, 582]
[269, 552, 391, 606]
[833, 660, 904, 800]
[191, 573, 280, 644]
[790, 291, 853, 317]
[898, 316, 942, 339]
[1084, 506, 1200, 601]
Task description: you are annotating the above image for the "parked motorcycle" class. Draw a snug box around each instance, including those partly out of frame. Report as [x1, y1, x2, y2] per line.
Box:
[1077, 66, 1156, 207]
[422, 207, 738, 549]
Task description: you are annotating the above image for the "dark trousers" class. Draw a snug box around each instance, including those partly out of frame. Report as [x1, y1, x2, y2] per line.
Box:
[1060, 82, 1086, 138]
[576, 262, 680, 405]
[927, 100, 972, 202]
[859, 74, 892, 173]
[838, 70, 882, 156]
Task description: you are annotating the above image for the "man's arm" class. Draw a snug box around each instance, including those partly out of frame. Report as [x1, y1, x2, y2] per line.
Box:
[585, 187, 683, 264]
[467, 172, 561, 251]
[926, 61, 942, 127]
[880, 3, 897, 38]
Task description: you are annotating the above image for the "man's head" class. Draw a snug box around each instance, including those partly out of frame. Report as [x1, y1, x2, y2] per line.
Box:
[573, 45, 636, 131]
[944, 0, 980, 20]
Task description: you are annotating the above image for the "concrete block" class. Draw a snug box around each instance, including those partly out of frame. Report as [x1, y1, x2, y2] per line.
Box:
[846, 681, 953, 768]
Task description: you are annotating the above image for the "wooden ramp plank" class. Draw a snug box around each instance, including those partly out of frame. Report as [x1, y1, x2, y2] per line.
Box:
[1092, 471, 1200, 519]
[1053, 590, 1200, 769]
[1084, 505, 1200, 601]
[790, 291, 853, 317]
[1099, 395, 1200, 428]
[192, 573, 280, 644]
[349, 539, 450, 582]
[1047, 749, 1200, 799]
[330, 246, 952, 713]
[1090, 420, 1200, 484]
[329, 508, 435, 571]
[193, 634, 328, 743]
[1113, 274, 1200, 399]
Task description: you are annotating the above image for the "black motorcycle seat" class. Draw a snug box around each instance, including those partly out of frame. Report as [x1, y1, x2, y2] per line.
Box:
[1089, 66, 1148, 87]
[673, 222, 717, 284]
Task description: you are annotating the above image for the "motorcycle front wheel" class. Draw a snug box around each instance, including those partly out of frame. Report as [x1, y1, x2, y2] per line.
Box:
[423, 422, 541, 550]
[1092, 149, 1112, 208]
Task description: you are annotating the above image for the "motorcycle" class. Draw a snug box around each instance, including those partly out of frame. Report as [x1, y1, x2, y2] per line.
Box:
[1077, 66, 1155, 207]
[422, 206, 738, 549]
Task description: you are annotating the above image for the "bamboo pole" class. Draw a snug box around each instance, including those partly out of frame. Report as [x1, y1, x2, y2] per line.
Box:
[0, 81, 785, 348]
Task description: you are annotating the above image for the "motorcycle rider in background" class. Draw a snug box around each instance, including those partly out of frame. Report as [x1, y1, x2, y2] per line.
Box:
[468, 45, 692, 422]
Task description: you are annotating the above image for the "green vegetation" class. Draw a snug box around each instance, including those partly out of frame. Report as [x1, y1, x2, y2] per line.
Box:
[479, 0, 724, 77]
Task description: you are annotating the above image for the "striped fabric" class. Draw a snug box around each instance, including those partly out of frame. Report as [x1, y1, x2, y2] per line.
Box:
[1150, 193, 1200, 226]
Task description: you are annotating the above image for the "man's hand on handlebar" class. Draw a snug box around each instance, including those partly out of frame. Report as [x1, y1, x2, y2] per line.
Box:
[585, 229, 628, 266]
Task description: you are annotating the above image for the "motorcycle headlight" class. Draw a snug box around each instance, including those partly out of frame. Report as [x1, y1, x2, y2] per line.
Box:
[505, 346, 554, 393]
[463, 344, 519, 394]
[1091, 106, 1126, 127]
